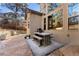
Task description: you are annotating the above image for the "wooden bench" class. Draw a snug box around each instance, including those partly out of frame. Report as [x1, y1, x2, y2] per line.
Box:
[32, 35, 43, 46]
[33, 35, 42, 40]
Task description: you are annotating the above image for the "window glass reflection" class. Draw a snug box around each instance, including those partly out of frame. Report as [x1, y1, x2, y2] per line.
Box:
[48, 3, 61, 13]
[48, 9, 63, 30]
[68, 3, 79, 30]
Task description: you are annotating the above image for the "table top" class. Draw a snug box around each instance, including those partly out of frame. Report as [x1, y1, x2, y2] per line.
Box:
[34, 32, 52, 36]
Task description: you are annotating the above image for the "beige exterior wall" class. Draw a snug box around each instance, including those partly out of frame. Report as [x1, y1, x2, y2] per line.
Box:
[27, 12, 42, 35]
[41, 3, 79, 45]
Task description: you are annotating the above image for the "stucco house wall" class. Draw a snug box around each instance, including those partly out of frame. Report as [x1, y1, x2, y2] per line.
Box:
[26, 10, 42, 35]
[29, 13, 42, 34]
[41, 3, 79, 45]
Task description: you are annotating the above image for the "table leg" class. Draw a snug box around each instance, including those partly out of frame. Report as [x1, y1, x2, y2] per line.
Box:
[43, 36, 45, 46]
[44, 36, 48, 46]
[39, 40, 43, 47]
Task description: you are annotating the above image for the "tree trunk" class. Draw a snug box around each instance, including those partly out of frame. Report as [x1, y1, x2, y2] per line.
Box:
[25, 10, 27, 20]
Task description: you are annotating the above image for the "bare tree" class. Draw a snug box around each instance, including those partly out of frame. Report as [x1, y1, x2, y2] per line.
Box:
[1, 3, 27, 20]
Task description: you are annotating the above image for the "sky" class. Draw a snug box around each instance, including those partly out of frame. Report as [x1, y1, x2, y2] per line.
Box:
[68, 3, 79, 16]
[0, 5, 13, 13]
[0, 3, 40, 13]
[28, 3, 40, 11]
[0, 3, 79, 16]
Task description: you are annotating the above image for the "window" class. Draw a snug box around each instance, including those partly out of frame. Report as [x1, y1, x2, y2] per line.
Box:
[44, 18, 46, 30]
[68, 15, 79, 30]
[68, 3, 79, 30]
[48, 9, 63, 30]
[52, 10, 63, 30]
[48, 16, 53, 30]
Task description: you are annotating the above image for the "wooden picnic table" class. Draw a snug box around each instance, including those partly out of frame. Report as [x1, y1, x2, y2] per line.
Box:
[34, 32, 52, 46]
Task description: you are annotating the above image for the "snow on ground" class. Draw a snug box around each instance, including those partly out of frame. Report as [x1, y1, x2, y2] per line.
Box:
[26, 39, 63, 56]
[1, 34, 79, 56]
[0, 34, 32, 56]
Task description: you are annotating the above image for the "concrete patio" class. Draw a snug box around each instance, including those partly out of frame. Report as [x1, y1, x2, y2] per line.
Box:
[26, 38, 64, 56]
[0, 34, 79, 56]
[0, 34, 32, 56]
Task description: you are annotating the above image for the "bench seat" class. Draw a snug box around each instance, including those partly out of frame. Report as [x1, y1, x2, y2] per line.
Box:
[32, 35, 42, 40]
